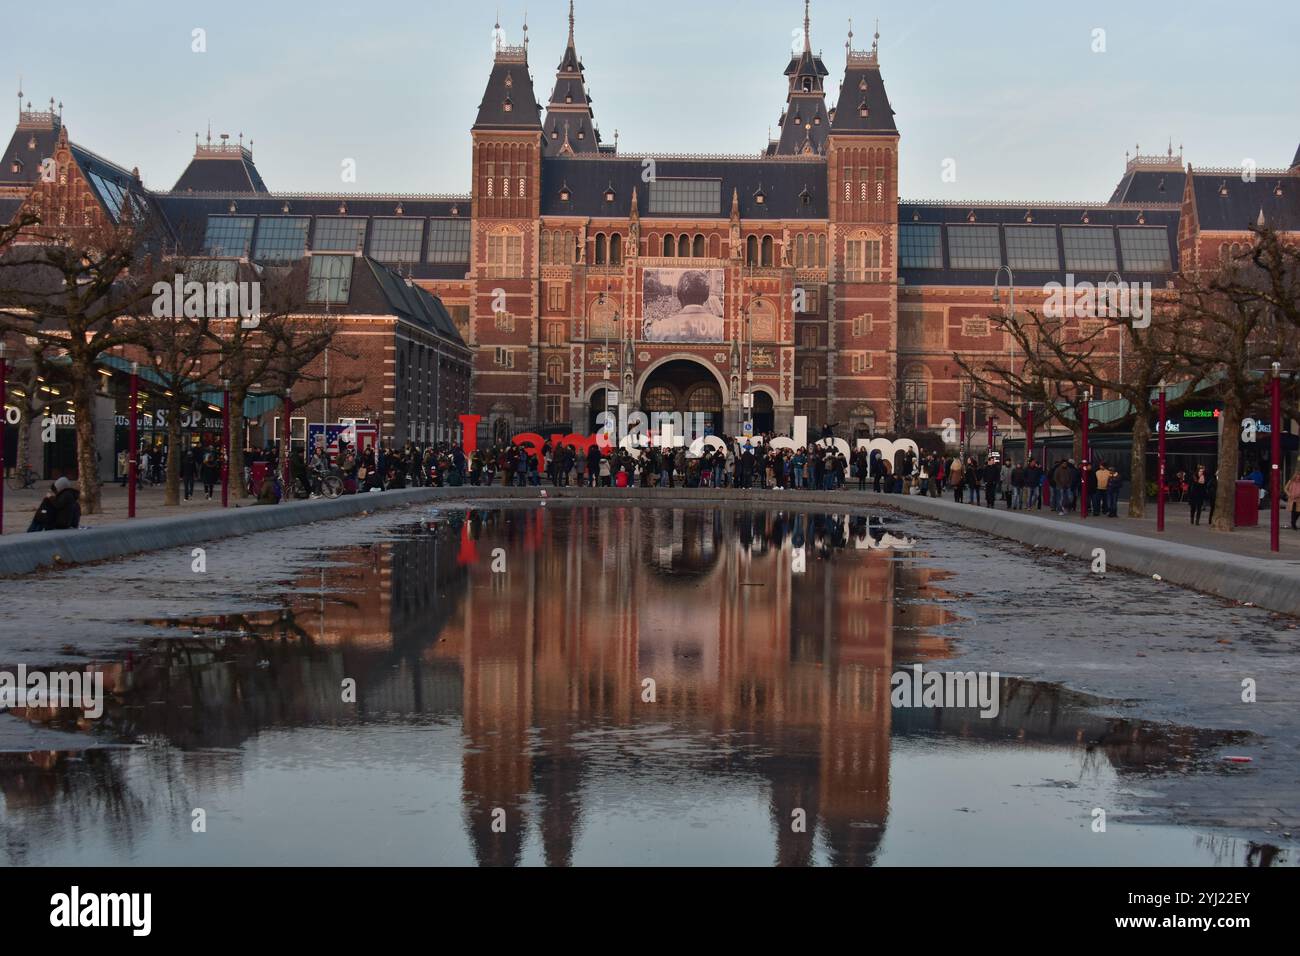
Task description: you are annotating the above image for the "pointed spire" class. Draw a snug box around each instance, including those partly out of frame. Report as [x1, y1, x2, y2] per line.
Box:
[872, 18, 879, 57]
[846, 17, 853, 55]
[803, 0, 812, 55]
[568, 0, 575, 46]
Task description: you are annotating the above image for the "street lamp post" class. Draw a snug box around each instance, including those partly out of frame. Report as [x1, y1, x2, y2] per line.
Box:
[993, 264, 1016, 381]
[282, 389, 295, 499]
[986, 406, 995, 457]
[1025, 402, 1035, 463]
[128, 362, 139, 519]
[1080, 390, 1090, 523]
[0, 340, 6, 535]
[1157, 387, 1167, 532]
[221, 379, 230, 508]
[1104, 271, 1125, 386]
[959, 408, 967, 453]
[1271, 362, 1281, 553]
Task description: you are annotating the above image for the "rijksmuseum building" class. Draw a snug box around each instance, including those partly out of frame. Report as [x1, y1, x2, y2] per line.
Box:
[3, 1, 1299, 449]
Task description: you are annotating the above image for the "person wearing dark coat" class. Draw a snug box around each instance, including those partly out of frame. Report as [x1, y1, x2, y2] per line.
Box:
[181, 447, 198, 501]
[30, 476, 81, 531]
[981, 459, 1001, 508]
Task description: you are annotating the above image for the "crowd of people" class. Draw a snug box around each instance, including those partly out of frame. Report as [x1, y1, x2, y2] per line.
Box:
[23, 426, 1300, 534]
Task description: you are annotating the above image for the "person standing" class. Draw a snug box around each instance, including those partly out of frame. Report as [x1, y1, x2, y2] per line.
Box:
[1188, 464, 1209, 525]
[981, 456, 1000, 508]
[181, 446, 198, 501]
[200, 444, 220, 500]
[1093, 463, 1111, 517]
[1286, 469, 1300, 530]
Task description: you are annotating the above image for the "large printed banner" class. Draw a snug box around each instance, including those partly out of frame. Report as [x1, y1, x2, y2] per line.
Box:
[642, 267, 725, 343]
[308, 423, 379, 456]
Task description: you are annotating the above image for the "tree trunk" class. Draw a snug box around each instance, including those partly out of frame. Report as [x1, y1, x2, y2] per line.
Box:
[70, 368, 101, 514]
[1127, 409, 1149, 518]
[1210, 395, 1242, 532]
[164, 397, 182, 506]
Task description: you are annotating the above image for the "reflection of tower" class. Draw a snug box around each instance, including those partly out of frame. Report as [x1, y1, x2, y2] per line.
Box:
[456, 510, 543, 866]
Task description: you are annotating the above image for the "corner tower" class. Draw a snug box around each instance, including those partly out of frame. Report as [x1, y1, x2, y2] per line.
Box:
[471, 20, 545, 431]
[826, 22, 900, 432]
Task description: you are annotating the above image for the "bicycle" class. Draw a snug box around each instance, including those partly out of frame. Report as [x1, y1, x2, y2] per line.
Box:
[7, 464, 39, 490]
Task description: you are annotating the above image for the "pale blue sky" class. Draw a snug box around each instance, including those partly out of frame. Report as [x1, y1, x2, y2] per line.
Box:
[3, 0, 1296, 199]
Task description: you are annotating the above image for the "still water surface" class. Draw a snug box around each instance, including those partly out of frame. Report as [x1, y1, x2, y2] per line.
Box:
[0, 506, 1281, 866]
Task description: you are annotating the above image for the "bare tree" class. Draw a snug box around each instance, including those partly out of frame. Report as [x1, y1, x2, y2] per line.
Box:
[122, 276, 212, 506]
[205, 262, 360, 496]
[1178, 250, 1300, 531]
[0, 203, 170, 513]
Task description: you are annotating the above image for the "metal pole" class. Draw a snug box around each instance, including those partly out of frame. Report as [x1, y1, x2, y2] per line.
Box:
[1157, 388, 1166, 532]
[282, 390, 294, 498]
[128, 362, 139, 519]
[1025, 404, 1035, 462]
[1271, 363, 1281, 552]
[221, 380, 230, 508]
[0, 342, 6, 536]
[1080, 391, 1090, 523]
[986, 409, 994, 456]
[959, 408, 966, 451]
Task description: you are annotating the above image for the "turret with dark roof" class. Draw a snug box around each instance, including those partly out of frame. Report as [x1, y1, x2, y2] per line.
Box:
[473, 19, 543, 132]
[829, 21, 897, 136]
[173, 130, 268, 193]
[773, 1, 831, 155]
[543, 2, 601, 155]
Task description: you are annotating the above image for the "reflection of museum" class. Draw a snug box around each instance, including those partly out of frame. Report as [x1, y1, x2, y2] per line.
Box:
[0, 506, 1241, 864]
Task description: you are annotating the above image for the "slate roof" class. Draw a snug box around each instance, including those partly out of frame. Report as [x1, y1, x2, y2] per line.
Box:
[0, 122, 61, 188]
[1108, 167, 1186, 204]
[897, 202, 1180, 286]
[540, 155, 827, 219]
[1293, 142, 1300, 169]
[775, 94, 830, 156]
[0, 196, 23, 226]
[1189, 170, 1300, 231]
[345, 258, 467, 344]
[173, 145, 269, 193]
[474, 58, 543, 131]
[830, 57, 898, 135]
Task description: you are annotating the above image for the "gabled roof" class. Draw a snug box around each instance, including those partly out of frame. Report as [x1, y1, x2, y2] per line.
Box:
[69, 143, 160, 228]
[1189, 169, 1300, 231]
[0, 121, 60, 188]
[173, 139, 268, 193]
[1292, 141, 1300, 170]
[351, 258, 466, 344]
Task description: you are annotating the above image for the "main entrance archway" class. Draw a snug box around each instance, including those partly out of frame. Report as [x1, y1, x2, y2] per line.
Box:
[637, 358, 725, 435]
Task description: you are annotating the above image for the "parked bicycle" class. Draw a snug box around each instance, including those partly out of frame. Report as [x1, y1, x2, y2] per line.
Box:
[7, 464, 39, 490]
